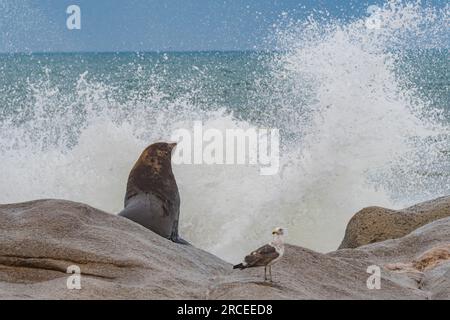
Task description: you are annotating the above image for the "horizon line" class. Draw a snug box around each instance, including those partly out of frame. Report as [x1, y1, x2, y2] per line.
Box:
[0, 47, 448, 55]
[0, 49, 281, 55]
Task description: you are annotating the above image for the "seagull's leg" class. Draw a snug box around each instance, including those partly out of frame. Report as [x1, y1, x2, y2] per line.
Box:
[264, 266, 267, 281]
[269, 266, 272, 282]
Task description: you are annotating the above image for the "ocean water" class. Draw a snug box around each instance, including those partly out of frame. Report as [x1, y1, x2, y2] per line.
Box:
[0, 2, 448, 262]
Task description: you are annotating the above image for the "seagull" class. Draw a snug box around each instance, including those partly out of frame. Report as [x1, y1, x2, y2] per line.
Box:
[233, 227, 285, 282]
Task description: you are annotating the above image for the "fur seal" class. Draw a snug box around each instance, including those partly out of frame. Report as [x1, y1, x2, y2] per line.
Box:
[118, 142, 188, 244]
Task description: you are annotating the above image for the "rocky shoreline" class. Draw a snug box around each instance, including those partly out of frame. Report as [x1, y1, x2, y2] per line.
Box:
[0, 197, 449, 299]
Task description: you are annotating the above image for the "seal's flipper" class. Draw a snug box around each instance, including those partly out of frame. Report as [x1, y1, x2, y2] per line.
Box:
[169, 223, 190, 245]
[167, 218, 188, 244]
[173, 236, 190, 245]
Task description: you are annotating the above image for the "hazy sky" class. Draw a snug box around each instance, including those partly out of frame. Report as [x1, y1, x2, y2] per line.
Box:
[0, 0, 447, 52]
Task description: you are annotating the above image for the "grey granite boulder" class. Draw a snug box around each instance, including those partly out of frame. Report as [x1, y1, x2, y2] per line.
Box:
[339, 196, 450, 249]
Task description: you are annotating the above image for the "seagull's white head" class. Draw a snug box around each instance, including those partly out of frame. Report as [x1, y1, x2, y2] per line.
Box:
[272, 227, 285, 236]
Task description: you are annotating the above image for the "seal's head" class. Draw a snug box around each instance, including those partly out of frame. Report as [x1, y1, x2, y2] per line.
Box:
[125, 142, 179, 203]
[137, 142, 177, 174]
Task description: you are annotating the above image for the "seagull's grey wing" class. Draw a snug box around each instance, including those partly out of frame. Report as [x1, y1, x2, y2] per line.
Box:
[244, 244, 279, 267]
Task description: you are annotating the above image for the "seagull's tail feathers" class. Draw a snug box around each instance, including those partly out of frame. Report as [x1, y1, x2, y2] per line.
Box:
[233, 263, 246, 270]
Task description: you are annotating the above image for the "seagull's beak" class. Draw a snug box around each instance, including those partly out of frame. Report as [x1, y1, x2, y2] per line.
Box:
[272, 227, 284, 236]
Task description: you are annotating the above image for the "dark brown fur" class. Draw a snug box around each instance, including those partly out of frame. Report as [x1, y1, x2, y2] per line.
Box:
[125, 142, 179, 208]
[119, 142, 188, 244]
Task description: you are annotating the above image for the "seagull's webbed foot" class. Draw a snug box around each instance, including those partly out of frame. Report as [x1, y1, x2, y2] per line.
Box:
[269, 266, 273, 282]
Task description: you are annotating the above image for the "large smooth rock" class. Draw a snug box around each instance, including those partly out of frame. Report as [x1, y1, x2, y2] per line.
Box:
[0, 198, 449, 299]
[338, 196, 450, 249]
[0, 200, 229, 299]
[330, 216, 450, 300]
